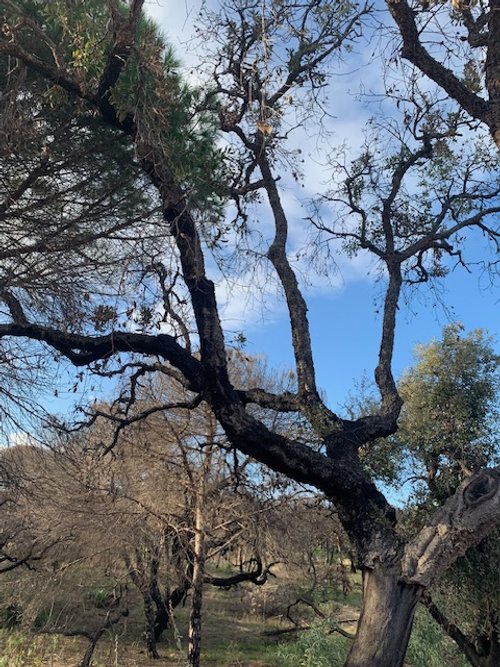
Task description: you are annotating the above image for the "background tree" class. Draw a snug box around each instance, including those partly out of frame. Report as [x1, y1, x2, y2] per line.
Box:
[0, 2, 499, 666]
[394, 325, 500, 667]
[0, 355, 291, 663]
[0, 445, 62, 574]
[397, 324, 499, 501]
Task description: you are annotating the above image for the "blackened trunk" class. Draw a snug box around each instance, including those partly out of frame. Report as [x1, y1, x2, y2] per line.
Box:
[151, 576, 170, 642]
[344, 565, 421, 667]
[80, 630, 104, 667]
[78, 611, 125, 667]
[486, 0, 500, 147]
[143, 591, 160, 659]
[152, 585, 190, 642]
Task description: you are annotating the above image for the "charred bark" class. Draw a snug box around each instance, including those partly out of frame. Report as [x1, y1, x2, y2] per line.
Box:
[386, 0, 500, 148]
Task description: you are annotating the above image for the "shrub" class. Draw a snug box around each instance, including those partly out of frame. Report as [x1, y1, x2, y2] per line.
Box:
[0, 604, 22, 629]
[406, 609, 468, 667]
[275, 622, 350, 667]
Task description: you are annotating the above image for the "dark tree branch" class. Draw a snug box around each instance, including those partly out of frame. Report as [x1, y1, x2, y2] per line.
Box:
[385, 0, 498, 146]
[0, 323, 203, 388]
[204, 557, 278, 588]
[420, 592, 490, 667]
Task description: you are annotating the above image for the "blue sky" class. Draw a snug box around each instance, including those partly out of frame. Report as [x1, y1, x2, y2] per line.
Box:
[244, 268, 499, 412]
[143, 1, 499, 411]
[7, 1, 498, 460]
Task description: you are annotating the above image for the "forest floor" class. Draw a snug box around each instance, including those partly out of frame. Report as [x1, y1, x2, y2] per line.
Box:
[0, 570, 468, 667]
[0, 589, 324, 667]
[0, 580, 349, 667]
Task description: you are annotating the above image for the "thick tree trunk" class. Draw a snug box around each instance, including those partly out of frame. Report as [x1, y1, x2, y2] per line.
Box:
[344, 565, 421, 667]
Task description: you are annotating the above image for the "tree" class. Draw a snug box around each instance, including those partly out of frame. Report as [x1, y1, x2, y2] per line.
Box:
[393, 325, 500, 667]
[90, 352, 293, 663]
[386, 0, 500, 149]
[0, 2, 499, 666]
[397, 324, 499, 501]
[108, 400, 278, 663]
[0, 445, 61, 574]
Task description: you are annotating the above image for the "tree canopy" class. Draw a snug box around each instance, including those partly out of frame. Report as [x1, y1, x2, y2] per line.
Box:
[0, 2, 499, 666]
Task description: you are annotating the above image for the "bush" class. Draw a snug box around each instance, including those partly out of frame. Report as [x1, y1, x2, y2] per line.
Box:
[406, 609, 468, 667]
[0, 604, 22, 629]
[85, 586, 116, 609]
[32, 608, 50, 630]
[275, 622, 350, 667]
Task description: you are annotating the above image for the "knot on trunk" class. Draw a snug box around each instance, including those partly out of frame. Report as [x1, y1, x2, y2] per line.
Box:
[401, 467, 500, 587]
[463, 470, 499, 508]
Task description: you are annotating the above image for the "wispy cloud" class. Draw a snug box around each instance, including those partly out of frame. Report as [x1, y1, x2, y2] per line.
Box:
[145, 1, 379, 334]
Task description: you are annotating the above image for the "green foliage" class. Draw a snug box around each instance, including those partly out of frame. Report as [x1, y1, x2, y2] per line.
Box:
[1, 0, 227, 227]
[85, 586, 116, 609]
[358, 324, 500, 499]
[405, 609, 468, 667]
[398, 323, 499, 501]
[276, 622, 350, 667]
[31, 608, 50, 630]
[429, 529, 500, 649]
[0, 604, 22, 629]
[275, 612, 469, 667]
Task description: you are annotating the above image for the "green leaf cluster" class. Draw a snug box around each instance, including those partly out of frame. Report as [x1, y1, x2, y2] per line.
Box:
[398, 323, 499, 502]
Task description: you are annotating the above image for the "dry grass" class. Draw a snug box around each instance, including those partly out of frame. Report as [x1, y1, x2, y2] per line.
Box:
[0, 585, 285, 667]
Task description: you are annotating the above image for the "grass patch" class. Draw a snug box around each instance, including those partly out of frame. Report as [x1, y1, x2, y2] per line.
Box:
[405, 608, 468, 667]
[0, 630, 65, 667]
[275, 622, 351, 667]
[203, 637, 282, 666]
[0, 573, 473, 667]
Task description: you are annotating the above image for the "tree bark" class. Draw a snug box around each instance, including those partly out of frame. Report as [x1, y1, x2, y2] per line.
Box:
[187, 489, 206, 667]
[485, 0, 500, 148]
[344, 565, 421, 667]
[143, 590, 160, 659]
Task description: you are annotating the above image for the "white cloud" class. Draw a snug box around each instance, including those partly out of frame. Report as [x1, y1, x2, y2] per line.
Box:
[145, 1, 382, 334]
[145, 0, 206, 68]
[214, 265, 285, 332]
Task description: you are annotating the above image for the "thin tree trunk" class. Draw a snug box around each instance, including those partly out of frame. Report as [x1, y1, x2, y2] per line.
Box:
[187, 488, 206, 667]
[79, 624, 108, 667]
[143, 591, 160, 659]
[344, 565, 421, 667]
[78, 610, 126, 667]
